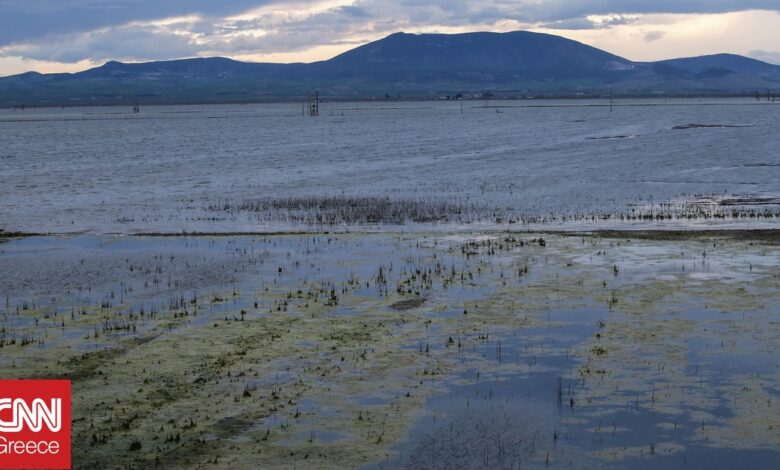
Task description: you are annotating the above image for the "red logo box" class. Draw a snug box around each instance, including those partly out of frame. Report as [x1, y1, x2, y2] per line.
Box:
[0, 380, 71, 470]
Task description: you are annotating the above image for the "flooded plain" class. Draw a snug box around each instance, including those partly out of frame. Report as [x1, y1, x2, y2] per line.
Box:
[1, 98, 779, 469]
[1, 98, 779, 234]
[0, 231, 778, 468]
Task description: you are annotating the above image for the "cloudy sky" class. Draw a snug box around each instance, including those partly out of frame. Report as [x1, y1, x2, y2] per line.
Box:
[1, 1, 779, 76]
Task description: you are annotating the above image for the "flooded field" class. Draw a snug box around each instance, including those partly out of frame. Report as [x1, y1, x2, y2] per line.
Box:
[1, 231, 778, 469]
[1, 97, 778, 468]
[1, 98, 779, 234]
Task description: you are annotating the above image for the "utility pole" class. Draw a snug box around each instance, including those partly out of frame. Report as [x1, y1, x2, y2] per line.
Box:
[609, 89, 613, 112]
[308, 90, 320, 117]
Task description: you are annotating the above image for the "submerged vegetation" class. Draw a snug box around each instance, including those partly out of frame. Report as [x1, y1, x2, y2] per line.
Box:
[204, 194, 780, 228]
[0, 231, 778, 468]
[208, 196, 479, 225]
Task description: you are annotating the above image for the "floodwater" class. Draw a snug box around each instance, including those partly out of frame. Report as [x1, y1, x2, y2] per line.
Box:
[0, 232, 778, 468]
[1, 98, 779, 234]
[1, 98, 779, 469]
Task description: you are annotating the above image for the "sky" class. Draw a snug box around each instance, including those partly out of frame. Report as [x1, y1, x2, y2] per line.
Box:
[1, 1, 779, 76]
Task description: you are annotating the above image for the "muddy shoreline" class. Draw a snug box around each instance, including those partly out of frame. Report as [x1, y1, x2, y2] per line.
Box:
[3, 228, 780, 246]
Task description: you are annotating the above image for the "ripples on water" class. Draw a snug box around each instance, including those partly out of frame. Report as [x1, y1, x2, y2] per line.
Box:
[0, 98, 778, 233]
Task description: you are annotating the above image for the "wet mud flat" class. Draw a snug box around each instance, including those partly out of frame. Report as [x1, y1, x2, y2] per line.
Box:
[0, 230, 779, 469]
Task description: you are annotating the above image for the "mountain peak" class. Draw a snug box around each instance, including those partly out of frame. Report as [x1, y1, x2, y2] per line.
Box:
[324, 29, 632, 81]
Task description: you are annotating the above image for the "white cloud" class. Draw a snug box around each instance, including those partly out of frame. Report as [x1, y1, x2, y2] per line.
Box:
[2, 24, 202, 64]
[535, 10, 780, 62]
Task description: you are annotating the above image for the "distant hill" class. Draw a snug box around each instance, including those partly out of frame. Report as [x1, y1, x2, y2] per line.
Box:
[1, 31, 779, 107]
[655, 53, 780, 75]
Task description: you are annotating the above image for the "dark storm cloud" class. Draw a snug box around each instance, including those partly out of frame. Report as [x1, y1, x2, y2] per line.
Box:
[0, 0, 276, 45]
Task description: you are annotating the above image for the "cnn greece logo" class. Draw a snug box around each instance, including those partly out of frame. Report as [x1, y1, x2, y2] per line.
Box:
[0, 398, 62, 433]
[0, 380, 70, 470]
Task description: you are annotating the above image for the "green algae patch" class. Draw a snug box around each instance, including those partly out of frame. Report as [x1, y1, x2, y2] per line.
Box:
[0, 232, 778, 468]
[590, 442, 685, 461]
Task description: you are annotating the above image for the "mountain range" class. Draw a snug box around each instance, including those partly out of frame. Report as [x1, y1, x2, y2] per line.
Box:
[2, 30, 779, 107]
